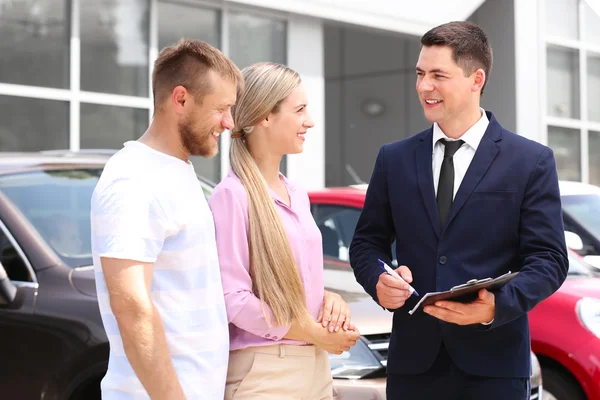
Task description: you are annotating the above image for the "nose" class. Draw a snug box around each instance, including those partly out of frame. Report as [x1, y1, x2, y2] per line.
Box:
[304, 110, 315, 128]
[222, 109, 234, 130]
[416, 75, 434, 93]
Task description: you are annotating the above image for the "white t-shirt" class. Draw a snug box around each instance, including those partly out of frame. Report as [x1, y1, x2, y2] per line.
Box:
[91, 141, 228, 399]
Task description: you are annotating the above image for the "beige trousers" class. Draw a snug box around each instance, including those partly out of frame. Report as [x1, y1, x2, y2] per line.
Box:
[224, 344, 334, 400]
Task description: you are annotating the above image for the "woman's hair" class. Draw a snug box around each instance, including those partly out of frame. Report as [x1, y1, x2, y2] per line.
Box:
[230, 62, 309, 327]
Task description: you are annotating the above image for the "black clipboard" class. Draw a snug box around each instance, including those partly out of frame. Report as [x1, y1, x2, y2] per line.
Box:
[408, 271, 519, 317]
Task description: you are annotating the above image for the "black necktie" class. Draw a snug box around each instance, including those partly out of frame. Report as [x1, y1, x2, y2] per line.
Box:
[437, 139, 464, 228]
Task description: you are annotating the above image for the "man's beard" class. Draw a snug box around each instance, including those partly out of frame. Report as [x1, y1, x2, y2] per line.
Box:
[178, 118, 218, 158]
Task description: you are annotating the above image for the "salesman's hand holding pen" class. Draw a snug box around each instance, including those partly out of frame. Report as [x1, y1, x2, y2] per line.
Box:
[376, 259, 417, 310]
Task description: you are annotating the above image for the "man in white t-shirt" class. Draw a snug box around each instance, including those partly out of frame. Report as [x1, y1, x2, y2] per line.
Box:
[91, 39, 242, 400]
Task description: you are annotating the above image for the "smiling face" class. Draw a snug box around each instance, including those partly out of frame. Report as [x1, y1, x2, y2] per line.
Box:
[263, 83, 315, 156]
[178, 70, 237, 158]
[415, 45, 485, 133]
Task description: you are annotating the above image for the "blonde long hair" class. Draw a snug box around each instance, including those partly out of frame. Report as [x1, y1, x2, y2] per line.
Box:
[230, 62, 310, 327]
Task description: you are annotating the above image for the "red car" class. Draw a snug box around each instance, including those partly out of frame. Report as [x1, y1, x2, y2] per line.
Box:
[308, 185, 600, 400]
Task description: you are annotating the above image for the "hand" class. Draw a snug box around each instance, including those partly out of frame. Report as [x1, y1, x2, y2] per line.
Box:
[317, 290, 353, 332]
[424, 289, 495, 325]
[375, 265, 414, 309]
[312, 324, 361, 355]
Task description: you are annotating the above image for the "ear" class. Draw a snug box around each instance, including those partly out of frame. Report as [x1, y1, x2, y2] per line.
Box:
[171, 85, 188, 115]
[472, 69, 486, 93]
[259, 113, 272, 128]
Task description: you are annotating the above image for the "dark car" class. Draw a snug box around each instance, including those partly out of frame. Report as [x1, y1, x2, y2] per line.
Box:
[0, 151, 216, 399]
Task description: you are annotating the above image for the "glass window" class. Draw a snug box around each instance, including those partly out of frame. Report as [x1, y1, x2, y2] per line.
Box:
[588, 53, 600, 122]
[0, 169, 103, 268]
[548, 126, 581, 181]
[562, 193, 600, 241]
[0, 224, 32, 282]
[547, 46, 580, 119]
[228, 12, 286, 174]
[158, 2, 220, 50]
[584, 1, 600, 45]
[158, 2, 222, 182]
[80, 104, 148, 149]
[0, 95, 68, 151]
[590, 131, 600, 186]
[311, 205, 361, 261]
[80, 0, 150, 96]
[228, 12, 286, 69]
[545, 0, 579, 40]
[0, 0, 70, 88]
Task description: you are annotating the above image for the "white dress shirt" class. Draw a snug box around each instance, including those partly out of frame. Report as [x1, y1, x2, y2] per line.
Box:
[432, 108, 490, 199]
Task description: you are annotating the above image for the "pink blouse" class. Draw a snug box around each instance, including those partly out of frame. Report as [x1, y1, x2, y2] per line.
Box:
[208, 170, 325, 351]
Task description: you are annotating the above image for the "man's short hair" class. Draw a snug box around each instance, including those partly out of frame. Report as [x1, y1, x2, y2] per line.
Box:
[152, 39, 243, 109]
[421, 21, 493, 95]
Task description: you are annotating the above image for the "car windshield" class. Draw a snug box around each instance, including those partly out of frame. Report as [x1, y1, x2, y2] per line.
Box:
[0, 167, 215, 269]
[562, 193, 600, 239]
[568, 251, 595, 276]
[0, 168, 101, 268]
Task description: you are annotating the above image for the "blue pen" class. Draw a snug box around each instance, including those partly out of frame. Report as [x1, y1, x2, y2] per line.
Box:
[378, 259, 419, 297]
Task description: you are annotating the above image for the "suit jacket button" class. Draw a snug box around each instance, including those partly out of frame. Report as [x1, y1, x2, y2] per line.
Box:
[439, 256, 447, 264]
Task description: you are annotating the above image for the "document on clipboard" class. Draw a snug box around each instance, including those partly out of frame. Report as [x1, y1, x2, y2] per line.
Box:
[408, 271, 519, 317]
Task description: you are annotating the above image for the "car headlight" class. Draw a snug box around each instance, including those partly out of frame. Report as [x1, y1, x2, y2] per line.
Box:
[576, 297, 600, 338]
[329, 337, 384, 380]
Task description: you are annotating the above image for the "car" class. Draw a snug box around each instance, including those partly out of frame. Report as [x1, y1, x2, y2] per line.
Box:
[529, 250, 600, 400]
[308, 186, 543, 399]
[560, 180, 600, 272]
[0, 151, 216, 399]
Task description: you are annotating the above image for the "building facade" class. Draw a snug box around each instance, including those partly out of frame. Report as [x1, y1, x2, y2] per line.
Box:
[0, 0, 598, 189]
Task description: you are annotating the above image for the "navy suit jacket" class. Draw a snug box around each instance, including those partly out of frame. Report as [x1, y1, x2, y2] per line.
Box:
[349, 111, 569, 378]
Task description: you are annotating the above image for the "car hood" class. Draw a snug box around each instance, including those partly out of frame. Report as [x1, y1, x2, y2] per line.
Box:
[559, 276, 600, 299]
[323, 260, 392, 335]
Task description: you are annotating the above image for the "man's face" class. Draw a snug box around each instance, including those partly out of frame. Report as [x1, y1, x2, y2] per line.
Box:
[415, 45, 479, 126]
[179, 71, 237, 158]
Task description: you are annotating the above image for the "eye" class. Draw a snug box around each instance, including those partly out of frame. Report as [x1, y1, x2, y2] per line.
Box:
[297, 107, 305, 112]
[435, 74, 445, 79]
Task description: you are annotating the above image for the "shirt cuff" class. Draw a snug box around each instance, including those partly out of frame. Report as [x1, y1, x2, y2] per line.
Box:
[481, 318, 494, 326]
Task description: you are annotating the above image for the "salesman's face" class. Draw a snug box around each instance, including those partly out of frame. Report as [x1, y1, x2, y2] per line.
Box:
[415, 45, 481, 126]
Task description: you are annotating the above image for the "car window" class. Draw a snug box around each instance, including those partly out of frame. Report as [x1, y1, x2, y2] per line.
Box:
[562, 194, 600, 239]
[0, 169, 101, 268]
[568, 251, 595, 275]
[312, 205, 361, 261]
[0, 168, 215, 269]
[0, 221, 33, 282]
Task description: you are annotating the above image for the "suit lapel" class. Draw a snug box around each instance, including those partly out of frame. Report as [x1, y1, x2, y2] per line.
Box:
[444, 114, 503, 229]
[415, 129, 441, 238]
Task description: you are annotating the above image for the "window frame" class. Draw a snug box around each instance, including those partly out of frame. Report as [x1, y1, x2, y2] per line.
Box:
[542, 0, 600, 183]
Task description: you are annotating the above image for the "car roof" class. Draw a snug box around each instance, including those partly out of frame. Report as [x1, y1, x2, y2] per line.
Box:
[0, 150, 112, 174]
[559, 180, 600, 196]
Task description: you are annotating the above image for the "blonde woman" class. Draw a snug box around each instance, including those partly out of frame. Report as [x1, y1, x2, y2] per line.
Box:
[208, 62, 360, 400]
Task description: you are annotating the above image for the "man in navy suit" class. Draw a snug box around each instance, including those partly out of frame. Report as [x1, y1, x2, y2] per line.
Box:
[349, 21, 568, 400]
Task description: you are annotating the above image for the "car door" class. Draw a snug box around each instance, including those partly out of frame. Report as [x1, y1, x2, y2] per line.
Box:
[0, 218, 42, 399]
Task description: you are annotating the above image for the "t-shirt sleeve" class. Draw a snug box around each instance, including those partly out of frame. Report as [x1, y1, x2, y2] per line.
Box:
[91, 178, 169, 263]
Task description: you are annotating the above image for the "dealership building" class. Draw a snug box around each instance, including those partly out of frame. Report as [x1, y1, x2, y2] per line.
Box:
[1, 0, 599, 189]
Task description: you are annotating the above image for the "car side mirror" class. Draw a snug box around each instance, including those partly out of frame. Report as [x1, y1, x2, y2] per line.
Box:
[0, 261, 17, 305]
[565, 231, 584, 251]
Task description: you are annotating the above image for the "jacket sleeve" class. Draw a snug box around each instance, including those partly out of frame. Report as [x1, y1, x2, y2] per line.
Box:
[349, 145, 397, 306]
[491, 147, 569, 329]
